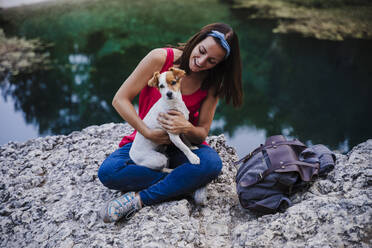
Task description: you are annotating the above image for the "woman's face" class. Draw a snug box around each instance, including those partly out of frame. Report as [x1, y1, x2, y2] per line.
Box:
[189, 36, 226, 73]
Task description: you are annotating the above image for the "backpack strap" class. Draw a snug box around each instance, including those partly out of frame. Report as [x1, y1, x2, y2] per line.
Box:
[234, 139, 306, 166]
[266, 140, 307, 148]
[234, 144, 264, 166]
[261, 160, 319, 180]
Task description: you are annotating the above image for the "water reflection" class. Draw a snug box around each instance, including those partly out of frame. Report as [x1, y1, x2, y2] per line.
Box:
[1, 0, 371, 157]
[0, 79, 39, 144]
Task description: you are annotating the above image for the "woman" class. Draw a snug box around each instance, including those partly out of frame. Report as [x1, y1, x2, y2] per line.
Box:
[98, 23, 243, 223]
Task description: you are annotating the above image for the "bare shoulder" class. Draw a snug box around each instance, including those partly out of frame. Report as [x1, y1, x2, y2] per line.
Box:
[173, 48, 183, 61]
[146, 48, 167, 66]
[207, 85, 218, 98]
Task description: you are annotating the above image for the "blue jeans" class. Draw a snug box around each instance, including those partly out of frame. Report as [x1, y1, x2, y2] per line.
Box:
[98, 143, 222, 206]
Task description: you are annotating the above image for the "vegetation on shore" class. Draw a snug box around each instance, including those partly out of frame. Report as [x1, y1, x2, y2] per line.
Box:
[233, 0, 372, 40]
[0, 29, 51, 80]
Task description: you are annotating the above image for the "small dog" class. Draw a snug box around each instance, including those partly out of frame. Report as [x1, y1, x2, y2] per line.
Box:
[129, 67, 200, 172]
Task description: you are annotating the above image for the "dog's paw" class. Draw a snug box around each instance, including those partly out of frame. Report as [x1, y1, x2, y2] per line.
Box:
[188, 153, 200, 164]
[142, 164, 165, 171]
[161, 168, 174, 173]
[190, 145, 198, 150]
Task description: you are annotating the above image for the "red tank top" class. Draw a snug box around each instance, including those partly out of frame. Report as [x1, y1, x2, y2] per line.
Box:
[118, 48, 208, 147]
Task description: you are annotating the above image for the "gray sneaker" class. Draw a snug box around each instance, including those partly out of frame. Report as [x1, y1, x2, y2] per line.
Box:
[100, 192, 142, 223]
[192, 186, 207, 206]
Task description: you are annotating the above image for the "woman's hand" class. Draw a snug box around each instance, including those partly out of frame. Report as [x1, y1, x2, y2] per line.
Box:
[157, 110, 192, 135]
[144, 128, 171, 145]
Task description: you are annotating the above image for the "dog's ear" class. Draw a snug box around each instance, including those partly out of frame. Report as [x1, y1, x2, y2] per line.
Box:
[148, 72, 160, 87]
[170, 67, 186, 80]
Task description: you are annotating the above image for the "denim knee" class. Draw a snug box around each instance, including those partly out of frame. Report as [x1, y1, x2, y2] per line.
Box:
[98, 160, 110, 188]
[98, 144, 132, 189]
[203, 155, 222, 179]
[196, 146, 223, 181]
[97, 157, 121, 189]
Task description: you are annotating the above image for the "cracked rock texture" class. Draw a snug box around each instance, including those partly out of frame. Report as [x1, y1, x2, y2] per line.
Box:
[0, 123, 371, 247]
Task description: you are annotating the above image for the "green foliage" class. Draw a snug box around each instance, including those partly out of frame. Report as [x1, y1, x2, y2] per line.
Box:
[7, 0, 232, 51]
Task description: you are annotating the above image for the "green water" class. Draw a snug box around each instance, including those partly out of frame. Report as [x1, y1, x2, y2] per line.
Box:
[1, 0, 371, 157]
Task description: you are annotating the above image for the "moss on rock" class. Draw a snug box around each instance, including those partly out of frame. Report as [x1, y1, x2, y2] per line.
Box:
[0, 29, 51, 80]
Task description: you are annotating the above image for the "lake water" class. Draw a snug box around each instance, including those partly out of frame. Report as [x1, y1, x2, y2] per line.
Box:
[1, 0, 371, 158]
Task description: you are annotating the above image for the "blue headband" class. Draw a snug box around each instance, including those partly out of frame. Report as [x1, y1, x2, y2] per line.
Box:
[207, 30, 230, 59]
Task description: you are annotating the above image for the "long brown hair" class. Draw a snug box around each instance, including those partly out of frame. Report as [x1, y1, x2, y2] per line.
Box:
[173, 23, 243, 107]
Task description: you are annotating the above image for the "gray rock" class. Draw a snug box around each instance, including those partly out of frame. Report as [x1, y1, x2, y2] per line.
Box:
[0, 123, 370, 247]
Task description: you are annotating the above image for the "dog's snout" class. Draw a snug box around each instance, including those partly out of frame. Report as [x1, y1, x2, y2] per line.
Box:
[166, 92, 173, 99]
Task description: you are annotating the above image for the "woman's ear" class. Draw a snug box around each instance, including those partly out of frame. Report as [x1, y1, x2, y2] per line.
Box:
[170, 67, 186, 79]
[148, 72, 160, 87]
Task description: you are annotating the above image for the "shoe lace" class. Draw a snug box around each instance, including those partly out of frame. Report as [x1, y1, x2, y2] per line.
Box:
[117, 194, 139, 219]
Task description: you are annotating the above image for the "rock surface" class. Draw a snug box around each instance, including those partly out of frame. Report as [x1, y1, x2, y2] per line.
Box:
[0, 123, 371, 247]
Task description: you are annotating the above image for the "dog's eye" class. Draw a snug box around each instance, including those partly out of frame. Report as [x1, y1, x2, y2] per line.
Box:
[159, 85, 165, 88]
[171, 80, 176, 85]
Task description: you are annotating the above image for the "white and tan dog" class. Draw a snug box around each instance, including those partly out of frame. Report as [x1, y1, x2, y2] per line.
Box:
[129, 67, 200, 172]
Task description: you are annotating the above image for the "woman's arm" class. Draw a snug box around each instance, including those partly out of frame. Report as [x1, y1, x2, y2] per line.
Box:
[158, 87, 219, 144]
[112, 48, 171, 144]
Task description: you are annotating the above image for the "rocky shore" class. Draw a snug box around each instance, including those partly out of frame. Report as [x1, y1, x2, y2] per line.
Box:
[0, 123, 371, 247]
[233, 0, 372, 40]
